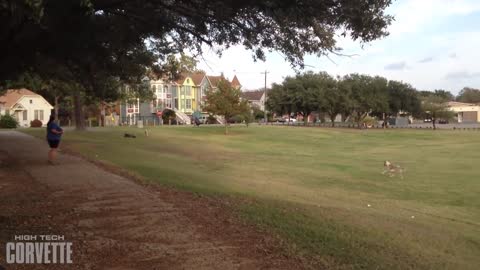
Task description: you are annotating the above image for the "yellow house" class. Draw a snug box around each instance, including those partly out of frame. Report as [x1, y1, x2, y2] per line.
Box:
[175, 75, 197, 114]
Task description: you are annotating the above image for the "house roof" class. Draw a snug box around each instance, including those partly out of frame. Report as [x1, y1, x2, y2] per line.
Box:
[231, 75, 241, 88]
[447, 101, 479, 107]
[0, 89, 39, 108]
[206, 75, 224, 87]
[241, 90, 264, 101]
[190, 72, 206, 86]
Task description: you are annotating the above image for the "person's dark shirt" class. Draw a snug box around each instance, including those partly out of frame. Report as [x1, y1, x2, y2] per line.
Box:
[47, 122, 63, 141]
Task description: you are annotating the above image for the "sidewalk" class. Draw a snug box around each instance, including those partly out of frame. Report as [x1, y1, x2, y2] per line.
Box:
[0, 131, 298, 270]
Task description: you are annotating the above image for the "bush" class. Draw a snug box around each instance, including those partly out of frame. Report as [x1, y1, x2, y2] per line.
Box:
[0, 114, 18, 129]
[30, 119, 43, 128]
[363, 116, 377, 126]
[161, 109, 176, 124]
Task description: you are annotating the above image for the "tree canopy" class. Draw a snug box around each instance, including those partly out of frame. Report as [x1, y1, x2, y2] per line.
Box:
[1, 0, 393, 84]
[266, 71, 426, 128]
[456, 87, 480, 104]
[204, 79, 247, 134]
[421, 96, 455, 130]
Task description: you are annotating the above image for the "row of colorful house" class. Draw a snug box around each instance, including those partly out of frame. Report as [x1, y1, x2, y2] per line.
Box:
[119, 72, 242, 124]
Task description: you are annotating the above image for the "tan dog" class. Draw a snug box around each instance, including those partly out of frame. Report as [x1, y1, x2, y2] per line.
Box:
[382, 160, 405, 179]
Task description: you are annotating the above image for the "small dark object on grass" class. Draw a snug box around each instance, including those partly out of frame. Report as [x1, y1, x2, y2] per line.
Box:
[124, 133, 136, 138]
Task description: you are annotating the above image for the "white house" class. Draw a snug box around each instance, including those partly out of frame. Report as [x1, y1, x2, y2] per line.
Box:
[0, 89, 53, 127]
[241, 90, 266, 111]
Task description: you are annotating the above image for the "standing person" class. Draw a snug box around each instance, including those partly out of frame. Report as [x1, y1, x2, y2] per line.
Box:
[46, 115, 63, 165]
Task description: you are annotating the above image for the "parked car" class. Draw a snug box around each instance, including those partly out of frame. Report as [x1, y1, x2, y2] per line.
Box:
[273, 117, 286, 123]
[424, 118, 432, 123]
[438, 119, 449, 124]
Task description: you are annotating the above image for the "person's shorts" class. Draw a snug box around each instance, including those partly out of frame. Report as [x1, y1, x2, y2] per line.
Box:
[47, 140, 60, 148]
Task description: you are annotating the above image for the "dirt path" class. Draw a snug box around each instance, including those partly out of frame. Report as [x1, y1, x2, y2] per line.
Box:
[0, 131, 301, 270]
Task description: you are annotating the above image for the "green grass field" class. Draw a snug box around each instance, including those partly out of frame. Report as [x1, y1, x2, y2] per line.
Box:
[23, 125, 480, 269]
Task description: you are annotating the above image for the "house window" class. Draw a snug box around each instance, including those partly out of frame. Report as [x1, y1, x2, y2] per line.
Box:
[174, 98, 178, 109]
[180, 87, 185, 95]
[30, 100, 33, 104]
[186, 99, 192, 109]
[23, 110, 27, 120]
[40, 110, 44, 120]
[163, 85, 168, 94]
[185, 86, 191, 96]
[165, 99, 172, 108]
[34, 110, 39, 120]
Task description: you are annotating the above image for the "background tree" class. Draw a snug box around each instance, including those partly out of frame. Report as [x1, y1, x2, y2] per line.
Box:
[336, 79, 354, 122]
[161, 53, 200, 79]
[204, 80, 244, 135]
[343, 74, 388, 127]
[266, 83, 294, 123]
[314, 73, 342, 127]
[236, 101, 254, 127]
[375, 80, 422, 125]
[421, 96, 455, 130]
[456, 87, 480, 104]
[432, 89, 455, 101]
[419, 89, 455, 101]
[286, 72, 324, 124]
[251, 105, 265, 121]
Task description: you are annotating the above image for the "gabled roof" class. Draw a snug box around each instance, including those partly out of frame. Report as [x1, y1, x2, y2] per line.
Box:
[241, 90, 264, 101]
[190, 72, 206, 86]
[231, 75, 242, 88]
[0, 89, 39, 108]
[206, 75, 224, 87]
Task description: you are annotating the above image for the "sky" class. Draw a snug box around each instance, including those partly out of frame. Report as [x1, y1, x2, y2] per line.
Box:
[196, 0, 480, 95]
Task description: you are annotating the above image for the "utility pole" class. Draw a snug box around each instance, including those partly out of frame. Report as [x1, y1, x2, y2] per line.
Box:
[262, 70, 269, 123]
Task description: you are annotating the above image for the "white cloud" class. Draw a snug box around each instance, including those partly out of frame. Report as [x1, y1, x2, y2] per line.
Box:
[196, 1, 480, 93]
[387, 0, 480, 36]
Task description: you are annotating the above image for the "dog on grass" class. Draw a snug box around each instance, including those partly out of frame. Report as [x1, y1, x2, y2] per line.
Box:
[124, 133, 136, 138]
[382, 160, 405, 179]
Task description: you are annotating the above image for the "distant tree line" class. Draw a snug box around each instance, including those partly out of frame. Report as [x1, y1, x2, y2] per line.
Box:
[266, 71, 470, 129]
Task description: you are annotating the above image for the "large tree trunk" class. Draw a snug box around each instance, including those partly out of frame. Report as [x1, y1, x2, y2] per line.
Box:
[432, 119, 436, 130]
[224, 122, 228, 135]
[73, 91, 86, 130]
[331, 116, 335, 127]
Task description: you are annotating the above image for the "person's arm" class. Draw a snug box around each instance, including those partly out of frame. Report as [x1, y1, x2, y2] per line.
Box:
[50, 129, 63, 134]
[51, 124, 63, 134]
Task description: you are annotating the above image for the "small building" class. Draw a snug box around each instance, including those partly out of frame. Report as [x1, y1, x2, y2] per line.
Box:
[241, 90, 266, 111]
[447, 101, 480, 123]
[0, 89, 53, 127]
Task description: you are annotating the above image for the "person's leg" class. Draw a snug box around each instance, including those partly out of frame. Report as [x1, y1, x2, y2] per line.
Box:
[47, 140, 59, 164]
[51, 148, 57, 161]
